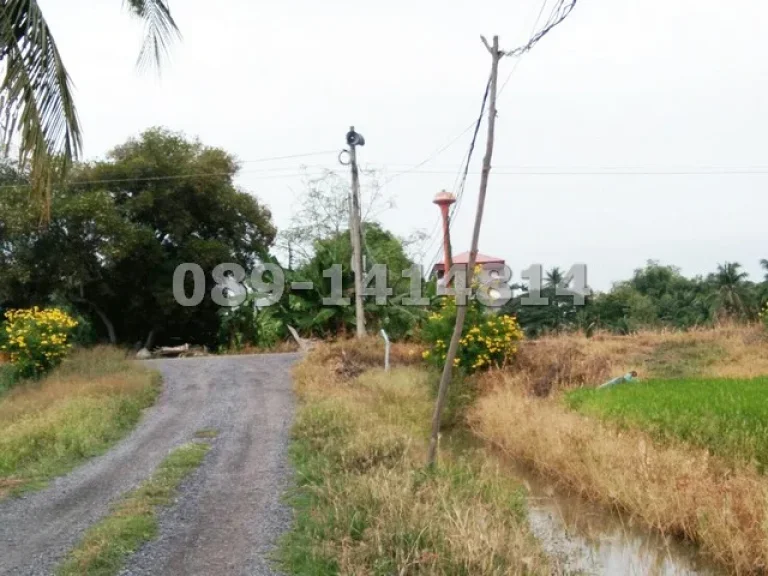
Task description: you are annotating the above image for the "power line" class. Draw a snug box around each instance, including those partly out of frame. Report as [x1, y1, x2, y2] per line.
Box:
[378, 122, 477, 188]
[357, 168, 768, 175]
[424, 80, 492, 268]
[424, 75, 492, 275]
[3, 152, 767, 191]
[498, 0, 548, 95]
[504, 0, 579, 58]
[373, 120, 480, 263]
[238, 150, 338, 163]
[423, 1, 570, 273]
[6, 166, 764, 191]
[311, 162, 768, 173]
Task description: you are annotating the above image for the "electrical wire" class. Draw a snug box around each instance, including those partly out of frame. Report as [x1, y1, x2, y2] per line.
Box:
[0, 150, 340, 189]
[423, 74, 492, 275]
[498, 0, 549, 96]
[503, 0, 579, 58]
[238, 150, 338, 163]
[422, 0, 566, 273]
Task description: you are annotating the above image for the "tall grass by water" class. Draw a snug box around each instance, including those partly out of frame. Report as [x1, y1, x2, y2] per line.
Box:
[469, 325, 768, 574]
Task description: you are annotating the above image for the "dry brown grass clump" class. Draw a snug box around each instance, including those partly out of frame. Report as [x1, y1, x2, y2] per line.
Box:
[0, 347, 155, 422]
[486, 324, 768, 397]
[303, 336, 424, 381]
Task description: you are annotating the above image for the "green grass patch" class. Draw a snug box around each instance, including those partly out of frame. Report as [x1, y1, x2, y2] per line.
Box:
[0, 347, 160, 497]
[566, 376, 768, 469]
[57, 441, 210, 576]
[277, 363, 549, 575]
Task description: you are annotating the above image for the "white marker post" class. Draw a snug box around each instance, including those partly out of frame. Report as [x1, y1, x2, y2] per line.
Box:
[379, 329, 390, 372]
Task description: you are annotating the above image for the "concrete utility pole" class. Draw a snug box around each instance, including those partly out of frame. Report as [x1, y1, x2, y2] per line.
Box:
[346, 126, 366, 338]
[427, 36, 501, 467]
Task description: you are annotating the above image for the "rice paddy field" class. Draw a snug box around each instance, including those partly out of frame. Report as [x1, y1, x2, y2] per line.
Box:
[566, 376, 768, 470]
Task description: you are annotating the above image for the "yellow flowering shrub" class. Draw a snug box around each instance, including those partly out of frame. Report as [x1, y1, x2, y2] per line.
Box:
[1, 307, 78, 378]
[421, 295, 523, 374]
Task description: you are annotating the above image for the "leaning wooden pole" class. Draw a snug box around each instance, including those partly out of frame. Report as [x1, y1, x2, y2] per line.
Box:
[427, 35, 501, 467]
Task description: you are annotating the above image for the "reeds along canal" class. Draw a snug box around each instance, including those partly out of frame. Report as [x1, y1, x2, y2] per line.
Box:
[502, 456, 722, 575]
[446, 429, 722, 575]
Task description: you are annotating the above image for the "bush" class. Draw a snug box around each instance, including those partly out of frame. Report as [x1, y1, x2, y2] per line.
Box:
[218, 304, 285, 351]
[48, 298, 98, 346]
[0, 364, 16, 395]
[421, 295, 523, 373]
[760, 301, 768, 331]
[1, 307, 79, 378]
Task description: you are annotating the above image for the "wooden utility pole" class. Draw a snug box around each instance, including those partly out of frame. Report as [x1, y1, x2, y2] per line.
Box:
[346, 126, 366, 338]
[427, 36, 501, 467]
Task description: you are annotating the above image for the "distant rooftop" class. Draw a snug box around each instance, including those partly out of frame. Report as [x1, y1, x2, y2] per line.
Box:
[430, 251, 505, 277]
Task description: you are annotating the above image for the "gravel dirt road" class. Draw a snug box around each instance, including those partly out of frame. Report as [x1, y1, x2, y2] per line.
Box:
[0, 353, 298, 576]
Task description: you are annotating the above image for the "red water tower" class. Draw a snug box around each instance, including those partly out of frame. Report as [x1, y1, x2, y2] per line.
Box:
[433, 190, 456, 285]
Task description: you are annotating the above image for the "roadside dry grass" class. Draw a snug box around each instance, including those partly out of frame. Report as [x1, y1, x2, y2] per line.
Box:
[57, 440, 210, 576]
[0, 347, 160, 497]
[278, 341, 551, 575]
[470, 325, 768, 574]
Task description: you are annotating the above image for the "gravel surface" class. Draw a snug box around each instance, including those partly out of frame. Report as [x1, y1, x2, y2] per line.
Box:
[0, 353, 298, 576]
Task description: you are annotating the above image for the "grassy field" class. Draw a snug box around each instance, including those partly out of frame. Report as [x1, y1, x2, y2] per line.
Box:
[469, 325, 768, 574]
[567, 376, 768, 470]
[0, 347, 160, 497]
[58, 440, 210, 576]
[278, 341, 551, 575]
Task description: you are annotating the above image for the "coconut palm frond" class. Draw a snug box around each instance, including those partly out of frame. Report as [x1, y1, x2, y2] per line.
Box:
[0, 0, 82, 221]
[124, 0, 180, 71]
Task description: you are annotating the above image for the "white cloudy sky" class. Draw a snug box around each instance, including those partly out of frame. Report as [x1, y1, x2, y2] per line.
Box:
[41, 0, 766, 290]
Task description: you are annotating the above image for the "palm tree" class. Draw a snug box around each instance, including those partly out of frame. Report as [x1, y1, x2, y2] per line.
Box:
[760, 259, 768, 282]
[0, 0, 179, 220]
[710, 262, 750, 319]
[544, 266, 564, 289]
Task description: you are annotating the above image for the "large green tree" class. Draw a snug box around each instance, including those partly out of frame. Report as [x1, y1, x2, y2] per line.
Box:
[0, 128, 276, 347]
[279, 222, 420, 339]
[0, 1, 178, 217]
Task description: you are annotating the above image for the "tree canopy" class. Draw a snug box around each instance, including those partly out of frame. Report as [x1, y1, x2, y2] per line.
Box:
[506, 260, 765, 337]
[0, 128, 275, 348]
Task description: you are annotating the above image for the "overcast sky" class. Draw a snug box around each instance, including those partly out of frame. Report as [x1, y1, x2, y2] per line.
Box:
[40, 0, 767, 290]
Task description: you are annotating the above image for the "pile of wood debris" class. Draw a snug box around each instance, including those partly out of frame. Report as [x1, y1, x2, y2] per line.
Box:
[135, 343, 209, 359]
